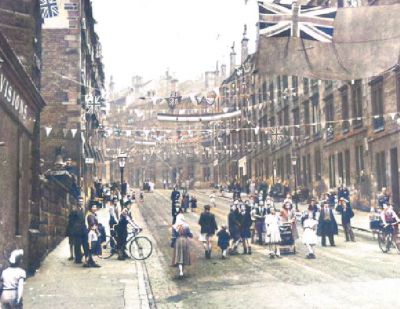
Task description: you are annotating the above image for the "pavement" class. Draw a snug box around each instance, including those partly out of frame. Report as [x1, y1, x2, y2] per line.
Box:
[24, 207, 158, 309]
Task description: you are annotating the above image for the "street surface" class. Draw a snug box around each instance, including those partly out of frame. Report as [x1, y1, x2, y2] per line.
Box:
[140, 190, 400, 308]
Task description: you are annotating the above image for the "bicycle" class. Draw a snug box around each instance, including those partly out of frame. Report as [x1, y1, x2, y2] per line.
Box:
[377, 222, 400, 254]
[99, 227, 153, 260]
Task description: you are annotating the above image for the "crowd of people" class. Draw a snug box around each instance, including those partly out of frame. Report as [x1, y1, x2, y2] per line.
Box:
[168, 184, 400, 278]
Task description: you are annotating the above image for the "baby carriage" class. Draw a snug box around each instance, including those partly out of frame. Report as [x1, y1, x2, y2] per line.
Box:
[279, 223, 296, 254]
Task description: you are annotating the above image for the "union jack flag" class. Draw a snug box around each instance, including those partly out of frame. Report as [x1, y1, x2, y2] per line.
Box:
[40, 0, 59, 19]
[258, 1, 337, 43]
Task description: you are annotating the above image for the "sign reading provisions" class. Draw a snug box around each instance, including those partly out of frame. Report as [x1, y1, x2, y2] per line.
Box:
[85, 158, 94, 164]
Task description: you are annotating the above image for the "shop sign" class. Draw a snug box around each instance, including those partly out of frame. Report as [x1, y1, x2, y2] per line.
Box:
[0, 68, 34, 130]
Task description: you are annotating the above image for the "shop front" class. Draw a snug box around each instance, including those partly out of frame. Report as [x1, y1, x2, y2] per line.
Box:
[0, 32, 45, 269]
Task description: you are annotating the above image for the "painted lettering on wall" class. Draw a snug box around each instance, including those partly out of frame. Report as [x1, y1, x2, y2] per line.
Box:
[0, 72, 28, 120]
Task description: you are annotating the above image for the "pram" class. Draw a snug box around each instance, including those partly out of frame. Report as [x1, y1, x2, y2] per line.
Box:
[279, 223, 296, 254]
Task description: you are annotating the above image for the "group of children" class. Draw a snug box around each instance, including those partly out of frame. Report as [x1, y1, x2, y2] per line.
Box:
[210, 197, 319, 260]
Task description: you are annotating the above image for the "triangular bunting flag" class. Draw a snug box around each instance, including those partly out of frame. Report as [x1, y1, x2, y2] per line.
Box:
[71, 129, 78, 138]
[45, 127, 52, 137]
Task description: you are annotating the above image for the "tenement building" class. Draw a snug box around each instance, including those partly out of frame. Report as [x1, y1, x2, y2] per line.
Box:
[217, 21, 400, 211]
[40, 0, 106, 200]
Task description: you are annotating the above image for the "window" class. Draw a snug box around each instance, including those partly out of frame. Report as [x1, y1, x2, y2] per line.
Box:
[269, 82, 274, 103]
[303, 78, 309, 96]
[292, 76, 299, 93]
[351, 80, 363, 127]
[375, 151, 387, 190]
[315, 149, 322, 181]
[302, 156, 307, 186]
[355, 145, 364, 183]
[304, 101, 310, 137]
[338, 152, 344, 184]
[307, 153, 312, 184]
[262, 81, 268, 102]
[293, 107, 300, 137]
[311, 95, 321, 136]
[329, 154, 336, 188]
[345, 149, 351, 186]
[311, 79, 319, 93]
[283, 106, 289, 126]
[325, 95, 335, 140]
[341, 86, 350, 133]
[371, 78, 385, 131]
[283, 76, 289, 103]
[277, 76, 282, 101]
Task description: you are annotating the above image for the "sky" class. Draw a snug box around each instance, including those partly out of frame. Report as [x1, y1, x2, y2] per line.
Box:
[93, 0, 259, 91]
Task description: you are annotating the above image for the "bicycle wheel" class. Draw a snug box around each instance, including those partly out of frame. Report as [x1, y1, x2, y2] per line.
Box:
[378, 231, 390, 253]
[99, 236, 117, 259]
[129, 236, 153, 260]
[393, 233, 400, 254]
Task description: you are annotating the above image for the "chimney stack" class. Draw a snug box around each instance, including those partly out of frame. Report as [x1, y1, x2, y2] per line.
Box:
[221, 64, 227, 79]
[230, 42, 236, 74]
[241, 25, 249, 64]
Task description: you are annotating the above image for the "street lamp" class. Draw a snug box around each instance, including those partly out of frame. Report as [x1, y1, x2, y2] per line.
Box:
[291, 155, 298, 211]
[118, 153, 128, 195]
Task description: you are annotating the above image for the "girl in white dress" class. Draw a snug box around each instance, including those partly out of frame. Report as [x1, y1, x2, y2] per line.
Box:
[1, 250, 25, 309]
[265, 208, 282, 258]
[301, 205, 318, 259]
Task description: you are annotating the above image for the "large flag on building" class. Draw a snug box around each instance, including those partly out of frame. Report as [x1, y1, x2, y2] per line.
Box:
[256, 1, 400, 80]
[40, 0, 59, 19]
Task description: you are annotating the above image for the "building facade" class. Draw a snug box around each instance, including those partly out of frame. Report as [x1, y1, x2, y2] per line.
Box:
[0, 0, 46, 270]
[40, 0, 106, 200]
[216, 11, 400, 210]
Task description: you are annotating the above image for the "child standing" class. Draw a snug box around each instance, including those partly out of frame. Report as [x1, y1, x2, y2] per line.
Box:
[0, 250, 26, 309]
[87, 226, 101, 267]
[301, 205, 318, 259]
[265, 208, 281, 258]
[217, 225, 230, 259]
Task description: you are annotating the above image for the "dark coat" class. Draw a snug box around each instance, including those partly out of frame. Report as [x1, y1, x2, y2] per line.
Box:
[317, 208, 338, 236]
[228, 210, 241, 236]
[217, 230, 230, 250]
[171, 190, 181, 202]
[335, 204, 354, 225]
[70, 210, 87, 238]
[198, 212, 218, 235]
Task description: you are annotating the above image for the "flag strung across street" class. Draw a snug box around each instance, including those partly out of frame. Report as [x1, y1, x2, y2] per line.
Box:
[256, 1, 400, 80]
[40, 0, 59, 19]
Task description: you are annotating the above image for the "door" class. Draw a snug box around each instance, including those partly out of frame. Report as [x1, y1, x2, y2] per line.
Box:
[390, 148, 399, 208]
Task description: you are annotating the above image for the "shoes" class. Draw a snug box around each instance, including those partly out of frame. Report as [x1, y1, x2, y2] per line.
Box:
[82, 263, 89, 268]
[68, 257, 74, 261]
[117, 256, 126, 261]
[269, 253, 275, 259]
[330, 244, 336, 247]
[74, 260, 82, 264]
[90, 263, 101, 268]
[351, 240, 356, 242]
[247, 248, 252, 255]
[242, 248, 248, 255]
[310, 253, 316, 259]
[221, 256, 226, 260]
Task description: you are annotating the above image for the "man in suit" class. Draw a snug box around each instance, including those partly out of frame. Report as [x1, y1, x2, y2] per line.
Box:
[317, 201, 338, 246]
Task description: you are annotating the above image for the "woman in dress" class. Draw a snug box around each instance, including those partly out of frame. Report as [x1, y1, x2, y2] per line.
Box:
[280, 201, 299, 240]
[265, 208, 281, 258]
[1, 250, 26, 309]
[171, 213, 193, 278]
[301, 205, 318, 259]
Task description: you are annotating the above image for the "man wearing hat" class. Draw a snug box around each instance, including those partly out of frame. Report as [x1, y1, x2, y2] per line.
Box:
[317, 201, 338, 246]
[71, 198, 87, 264]
[336, 197, 355, 242]
[0, 250, 25, 308]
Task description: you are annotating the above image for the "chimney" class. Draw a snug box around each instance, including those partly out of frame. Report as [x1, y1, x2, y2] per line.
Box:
[230, 42, 236, 74]
[241, 25, 249, 64]
[221, 64, 227, 79]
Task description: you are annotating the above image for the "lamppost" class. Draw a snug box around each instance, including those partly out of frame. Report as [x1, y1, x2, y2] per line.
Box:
[291, 155, 298, 211]
[118, 153, 128, 195]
